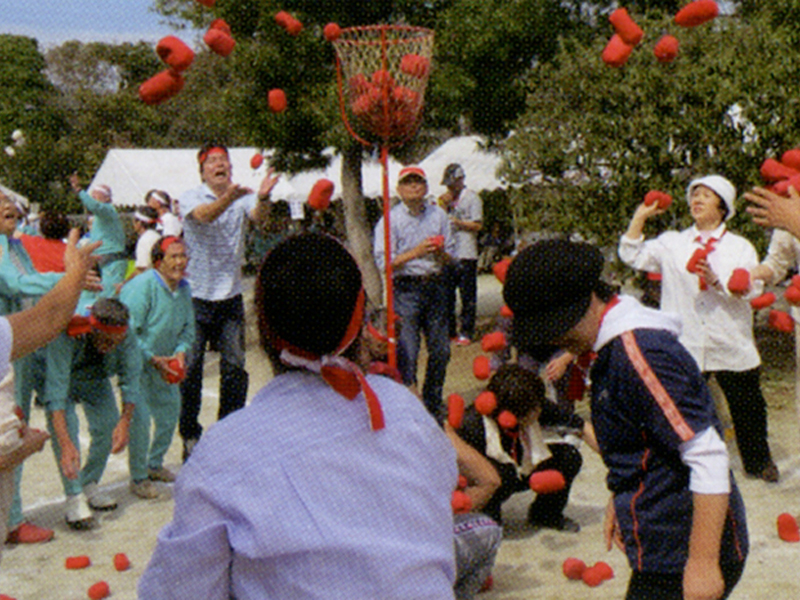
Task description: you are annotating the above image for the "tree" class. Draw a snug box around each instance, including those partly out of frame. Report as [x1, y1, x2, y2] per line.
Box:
[503, 7, 800, 259]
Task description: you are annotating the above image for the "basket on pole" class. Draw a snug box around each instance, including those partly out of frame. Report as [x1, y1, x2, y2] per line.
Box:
[332, 25, 434, 369]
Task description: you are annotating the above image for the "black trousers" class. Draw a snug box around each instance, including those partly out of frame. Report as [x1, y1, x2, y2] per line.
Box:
[626, 559, 745, 600]
[706, 368, 773, 474]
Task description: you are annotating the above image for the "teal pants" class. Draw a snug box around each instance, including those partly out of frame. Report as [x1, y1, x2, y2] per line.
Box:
[45, 378, 120, 497]
[8, 350, 46, 530]
[128, 368, 180, 482]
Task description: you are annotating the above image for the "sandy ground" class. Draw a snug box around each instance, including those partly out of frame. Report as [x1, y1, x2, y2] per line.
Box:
[1, 274, 799, 599]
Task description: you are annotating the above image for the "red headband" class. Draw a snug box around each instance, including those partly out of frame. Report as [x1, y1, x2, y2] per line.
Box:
[198, 146, 227, 165]
[160, 236, 182, 253]
[67, 315, 128, 338]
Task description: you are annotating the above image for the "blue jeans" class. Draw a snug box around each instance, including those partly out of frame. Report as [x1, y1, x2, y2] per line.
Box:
[179, 295, 248, 441]
[454, 513, 502, 600]
[394, 275, 451, 417]
[446, 259, 478, 340]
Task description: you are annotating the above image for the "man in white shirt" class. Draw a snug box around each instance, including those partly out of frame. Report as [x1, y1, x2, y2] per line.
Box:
[619, 175, 778, 482]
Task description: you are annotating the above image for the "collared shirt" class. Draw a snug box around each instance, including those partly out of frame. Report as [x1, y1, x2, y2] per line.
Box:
[179, 183, 257, 301]
[619, 224, 763, 371]
[761, 228, 800, 319]
[373, 199, 455, 278]
[447, 188, 482, 260]
[139, 372, 458, 600]
[119, 269, 194, 364]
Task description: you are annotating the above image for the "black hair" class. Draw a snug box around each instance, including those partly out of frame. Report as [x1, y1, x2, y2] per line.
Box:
[256, 232, 362, 357]
[145, 189, 172, 210]
[40, 211, 70, 240]
[91, 298, 129, 326]
[197, 143, 229, 175]
[486, 364, 546, 420]
[150, 236, 184, 266]
[136, 206, 159, 230]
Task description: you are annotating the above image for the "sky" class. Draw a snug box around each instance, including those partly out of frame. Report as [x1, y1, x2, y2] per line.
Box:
[2, 0, 198, 48]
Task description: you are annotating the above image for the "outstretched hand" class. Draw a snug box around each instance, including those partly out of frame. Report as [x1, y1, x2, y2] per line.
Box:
[745, 186, 800, 238]
[258, 167, 280, 200]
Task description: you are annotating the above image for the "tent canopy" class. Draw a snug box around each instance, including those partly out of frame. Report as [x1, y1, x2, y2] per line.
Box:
[89, 137, 506, 207]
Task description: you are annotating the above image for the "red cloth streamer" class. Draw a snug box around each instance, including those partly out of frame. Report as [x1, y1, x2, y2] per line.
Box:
[204, 28, 236, 57]
[367, 361, 403, 383]
[777, 512, 800, 542]
[750, 292, 776, 310]
[674, 0, 719, 28]
[451, 490, 472, 514]
[727, 268, 750, 294]
[529, 470, 566, 494]
[156, 36, 194, 73]
[609, 8, 644, 46]
[473, 355, 491, 380]
[113, 553, 131, 571]
[307, 179, 335, 211]
[474, 391, 497, 415]
[268, 89, 287, 113]
[67, 315, 128, 338]
[250, 154, 264, 169]
[87, 581, 110, 600]
[492, 258, 511, 284]
[643, 190, 672, 209]
[602, 34, 634, 68]
[447, 394, 465, 429]
[481, 331, 506, 353]
[654, 35, 679, 63]
[323, 23, 342, 42]
[760, 158, 799, 183]
[782, 149, 800, 171]
[768, 310, 794, 333]
[65, 555, 91, 570]
[562, 557, 587, 580]
[139, 70, 185, 105]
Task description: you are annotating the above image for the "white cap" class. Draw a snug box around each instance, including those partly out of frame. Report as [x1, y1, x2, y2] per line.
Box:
[686, 175, 736, 221]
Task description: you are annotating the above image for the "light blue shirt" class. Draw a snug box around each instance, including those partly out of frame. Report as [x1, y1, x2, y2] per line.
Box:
[0, 236, 60, 315]
[373, 200, 455, 277]
[139, 371, 458, 600]
[79, 191, 126, 255]
[179, 184, 256, 301]
[119, 270, 195, 363]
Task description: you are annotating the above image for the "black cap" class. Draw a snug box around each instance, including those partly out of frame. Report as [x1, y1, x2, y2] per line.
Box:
[503, 240, 604, 352]
[441, 163, 465, 186]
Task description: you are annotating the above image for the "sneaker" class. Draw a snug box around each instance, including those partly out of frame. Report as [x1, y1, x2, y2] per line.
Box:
[529, 515, 581, 533]
[83, 482, 118, 511]
[65, 494, 94, 531]
[130, 479, 160, 500]
[749, 462, 780, 483]
[5, 522, 54, 544]
[455, 336, 471, 347]
[148, 467, 176, 483]
[182, 437, 199, 463]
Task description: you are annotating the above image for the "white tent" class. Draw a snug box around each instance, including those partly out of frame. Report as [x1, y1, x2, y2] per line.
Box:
[419, 135, 506, 198]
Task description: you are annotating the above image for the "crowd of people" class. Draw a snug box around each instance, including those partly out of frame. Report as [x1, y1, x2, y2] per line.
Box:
[0, 146, 797, 600]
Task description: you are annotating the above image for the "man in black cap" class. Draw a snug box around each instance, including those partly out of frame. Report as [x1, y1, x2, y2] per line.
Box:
[504, 239, 747, 600]
[439, 164, 482, 346]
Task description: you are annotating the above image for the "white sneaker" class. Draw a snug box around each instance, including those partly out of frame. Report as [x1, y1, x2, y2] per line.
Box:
[83, 482, 118, 511]
[65, 493, 94, 530]
[130, 479, 160, 500]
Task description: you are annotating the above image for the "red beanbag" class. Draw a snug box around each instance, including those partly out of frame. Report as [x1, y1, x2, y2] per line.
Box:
[769, 310, 795, 333]
[209, 18, 232, 36]
[400, 54, 430, 79]
[473, 355, 491, 380]
[156, 36, 194, 72]
[643, 190, 672, 209]
[785, 286, 800, 306]
[87, 581, 110, 600]
[654, 35, 679, 63]
[451, 490, 472, 514]
[113, 552, 131, 571]
[250, 153, 264, 170]
[760, 158, 799, 183]
[497, 410, 517, 430]
[204, 28, 235, 57]
[782, 149, 800, 171]
[529, 470, 566, 494]
[686, 248, 707, 274]
[447, 393, 465, 429]
[138, 70, 185, 105]
[726, 268, 750, 294]
[499, 304, 514, 319]
[562, 557, 587, 580]
[307, 179, 335, 211]
[593, 561, 614, 581]
[582, 565, 605, 587]
[492, 258, 511, 284]
[165, 358, 185, 384]
[602, 35, 634, 68]
[777, 513, 800, 542]
[268, 89, 287, 113]
[750, 292, 776, 310]
[772, 174, 800, 197]
[609, 8, 644, 46]
[474, 391, 497, 415]
[65, 555, 91, 570]
[675, 0, 719, 28]
[323, 23, 342, 42]
[275, 11, 303, 36]
[481, 331, 507, 353]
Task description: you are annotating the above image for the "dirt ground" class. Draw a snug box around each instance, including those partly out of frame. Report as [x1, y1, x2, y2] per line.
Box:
[1, 274, 799, 599]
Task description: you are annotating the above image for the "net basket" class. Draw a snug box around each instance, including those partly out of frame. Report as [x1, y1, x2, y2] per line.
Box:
[332, 25, 434, 147]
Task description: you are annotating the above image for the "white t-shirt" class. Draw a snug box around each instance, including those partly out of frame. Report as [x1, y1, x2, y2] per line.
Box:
[135, 229, 162, 270]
